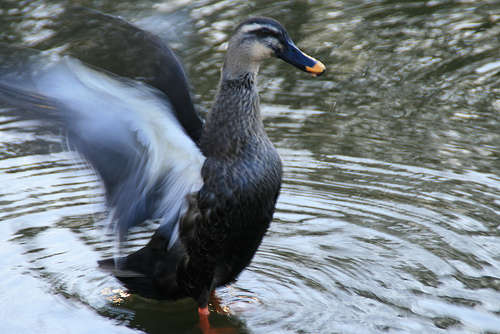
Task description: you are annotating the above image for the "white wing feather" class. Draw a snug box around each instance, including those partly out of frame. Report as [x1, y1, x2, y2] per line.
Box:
[0, 51, 205, 242]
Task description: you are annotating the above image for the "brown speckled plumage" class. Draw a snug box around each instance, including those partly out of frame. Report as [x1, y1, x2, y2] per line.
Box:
[0, 9, 324, 316]
[98, 16, 324, 309]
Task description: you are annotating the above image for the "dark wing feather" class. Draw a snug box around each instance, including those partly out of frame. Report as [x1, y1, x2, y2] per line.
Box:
[37, 5, 204, 143]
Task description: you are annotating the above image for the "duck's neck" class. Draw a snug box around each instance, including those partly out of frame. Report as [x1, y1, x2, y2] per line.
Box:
[200, 69, 264, 159]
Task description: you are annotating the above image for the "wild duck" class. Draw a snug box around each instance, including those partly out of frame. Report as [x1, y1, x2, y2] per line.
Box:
[0, 12, 325, 322]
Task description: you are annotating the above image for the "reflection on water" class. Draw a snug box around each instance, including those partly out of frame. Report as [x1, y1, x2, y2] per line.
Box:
[1, 0, 500, 333]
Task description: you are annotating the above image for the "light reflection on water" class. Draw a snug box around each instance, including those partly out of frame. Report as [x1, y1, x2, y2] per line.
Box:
[1, 1, 500, 333]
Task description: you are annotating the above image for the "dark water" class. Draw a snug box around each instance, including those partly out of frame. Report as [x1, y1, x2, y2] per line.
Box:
[1, 0, 500, 333]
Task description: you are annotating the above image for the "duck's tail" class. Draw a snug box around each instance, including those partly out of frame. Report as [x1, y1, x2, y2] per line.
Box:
[99, 231, 187, 301]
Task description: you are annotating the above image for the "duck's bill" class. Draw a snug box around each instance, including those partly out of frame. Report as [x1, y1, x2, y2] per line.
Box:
[278, 42, 326, 77]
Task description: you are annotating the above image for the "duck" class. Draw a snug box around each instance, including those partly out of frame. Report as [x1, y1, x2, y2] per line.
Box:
[0, 12, 325, 324]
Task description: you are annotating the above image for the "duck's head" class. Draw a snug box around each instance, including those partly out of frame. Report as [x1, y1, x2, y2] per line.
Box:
[223, 17, 326, 79]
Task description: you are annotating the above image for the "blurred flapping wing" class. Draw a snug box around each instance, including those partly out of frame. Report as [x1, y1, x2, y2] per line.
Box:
[0, 46, 205, 244]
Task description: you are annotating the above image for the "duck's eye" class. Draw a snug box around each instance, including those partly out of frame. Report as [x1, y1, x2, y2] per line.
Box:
[260, 28, 270, 36]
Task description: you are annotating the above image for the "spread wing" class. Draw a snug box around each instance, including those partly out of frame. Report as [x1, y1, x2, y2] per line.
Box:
[41, 5, 205, 143]
[0, 45, 205, 244]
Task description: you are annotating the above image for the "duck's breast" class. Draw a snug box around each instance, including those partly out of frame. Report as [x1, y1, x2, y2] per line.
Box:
[186, 136, 283, 285]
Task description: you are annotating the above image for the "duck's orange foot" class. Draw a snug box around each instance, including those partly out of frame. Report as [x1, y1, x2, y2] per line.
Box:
[197, 307, 236, 334]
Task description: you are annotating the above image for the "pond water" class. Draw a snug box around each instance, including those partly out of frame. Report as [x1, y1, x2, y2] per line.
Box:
[1, 0, 500, 333]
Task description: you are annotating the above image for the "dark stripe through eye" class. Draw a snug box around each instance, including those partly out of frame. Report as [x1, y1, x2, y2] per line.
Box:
[244, 26, 284, 42]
